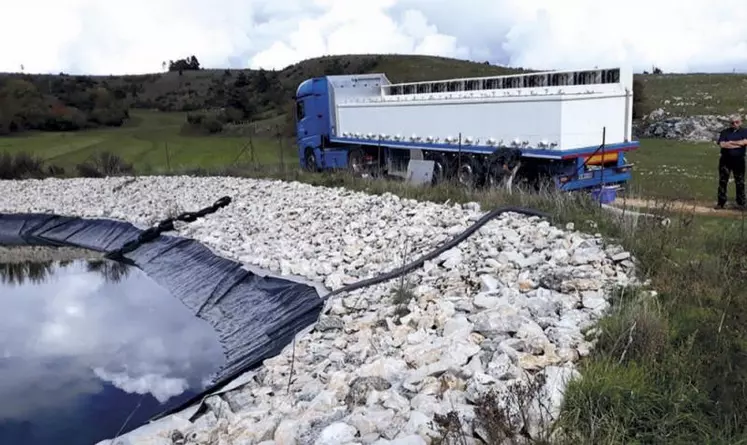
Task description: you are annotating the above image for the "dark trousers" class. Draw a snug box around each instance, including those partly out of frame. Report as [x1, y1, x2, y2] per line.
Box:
[718, 155, 745, 206]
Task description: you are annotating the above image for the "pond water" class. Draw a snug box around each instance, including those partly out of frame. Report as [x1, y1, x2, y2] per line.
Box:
[0, 257, 226, 445]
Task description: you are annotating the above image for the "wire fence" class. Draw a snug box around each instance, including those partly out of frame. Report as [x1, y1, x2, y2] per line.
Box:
[165, 124, 619, 178]
[155, 123, 299, 176]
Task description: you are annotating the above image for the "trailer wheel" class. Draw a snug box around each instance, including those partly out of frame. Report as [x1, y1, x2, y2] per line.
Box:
[486, 147, 522, 190]
[486, 161, 507, 188]
[454, 156, 483, 188]
[424, 152, 449, 185]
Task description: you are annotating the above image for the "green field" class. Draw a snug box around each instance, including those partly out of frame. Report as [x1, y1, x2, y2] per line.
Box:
[640, 73, 747, 116]
[0, 110, 297, 174]
[627, 138, 721, 202]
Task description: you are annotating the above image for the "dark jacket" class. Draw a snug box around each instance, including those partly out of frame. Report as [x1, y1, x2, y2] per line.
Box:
[718, 126, 747, 157]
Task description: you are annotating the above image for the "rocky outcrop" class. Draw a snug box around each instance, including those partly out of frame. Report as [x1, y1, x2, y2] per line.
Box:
[0, 177, 639, 445]
[634, 108, 734, 142]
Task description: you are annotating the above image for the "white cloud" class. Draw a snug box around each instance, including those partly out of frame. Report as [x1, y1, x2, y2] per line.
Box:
[0, 261, 224, 419]
[92, 369, 190, 403]
[1, 0, 747, 75]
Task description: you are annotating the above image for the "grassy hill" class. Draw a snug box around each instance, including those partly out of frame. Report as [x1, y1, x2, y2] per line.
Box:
[3, 53, 746, 136]
[0, 54, 534, 177]
[1, 55, 527, 123]
[638, 73, 747, 116]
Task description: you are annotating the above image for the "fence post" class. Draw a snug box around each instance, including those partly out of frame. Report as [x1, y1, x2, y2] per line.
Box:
[458, 132, 462, 182]
[377, 136, 382, 176]
[599, 126, 606, 206]
[249, 127, 256, 170]
[164, 141, 171, 173]
[599, 127, 607, 205]
[277, 124, 285, 173]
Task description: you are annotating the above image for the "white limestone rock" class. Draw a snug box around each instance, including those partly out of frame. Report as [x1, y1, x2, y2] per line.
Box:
[0, 176, 639, 444]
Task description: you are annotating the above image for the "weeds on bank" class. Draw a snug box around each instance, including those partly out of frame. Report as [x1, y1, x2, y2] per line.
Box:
[390, 236, 416, 321]
[76, 152, 134, 177]
[0, 152, 59, 179]
[555, 209, 747, 444]
[431, 374, 556, 445]
[0, 150, 132, 179]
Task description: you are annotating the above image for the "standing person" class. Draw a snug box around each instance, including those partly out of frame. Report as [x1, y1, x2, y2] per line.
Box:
[715, 115, 747, 209]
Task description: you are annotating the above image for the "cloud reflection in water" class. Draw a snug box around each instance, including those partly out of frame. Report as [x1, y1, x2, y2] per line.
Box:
[0, 259, 225, 422]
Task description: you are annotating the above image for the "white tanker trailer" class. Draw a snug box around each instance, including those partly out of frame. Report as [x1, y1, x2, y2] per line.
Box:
[293, 66, 639, 203]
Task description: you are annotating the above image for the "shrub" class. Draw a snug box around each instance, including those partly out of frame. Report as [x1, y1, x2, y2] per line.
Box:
[0, 151, 52, 179]
[75, 152, 134, 177]
[182, 112, 223, 134]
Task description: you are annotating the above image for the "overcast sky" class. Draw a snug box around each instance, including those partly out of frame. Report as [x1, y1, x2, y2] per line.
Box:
[3, 0, 747, 75]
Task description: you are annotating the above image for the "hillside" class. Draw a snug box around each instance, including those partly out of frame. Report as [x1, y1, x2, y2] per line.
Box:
[0, 55, 528, 135]
[638, 73, 747, 117]
[2, 53, 746, 139]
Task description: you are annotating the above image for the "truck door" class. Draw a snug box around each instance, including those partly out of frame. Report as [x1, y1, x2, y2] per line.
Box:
[296, 78, 330, 143]
[295, 99, 308, 140]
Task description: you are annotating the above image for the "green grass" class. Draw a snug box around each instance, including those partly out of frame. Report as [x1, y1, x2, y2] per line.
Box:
[627, 138, 721, 202]
[639, 73, 747, 117]
[0, 110, 296, 173]
[354, 54, 525, 82]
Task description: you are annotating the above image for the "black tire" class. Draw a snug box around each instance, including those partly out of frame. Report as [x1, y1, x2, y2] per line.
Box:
[348, 148, 365, 174]
[454, 155, 484, 188]
[424, 152, 450, 185]
[486, 147, 523, 189]
[486, 163, 509, 189]
[304, 148, 318, 172]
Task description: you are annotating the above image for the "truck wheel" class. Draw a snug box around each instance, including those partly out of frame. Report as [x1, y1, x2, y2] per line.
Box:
[455, 156, 483, 188]
[348, 148, 365, 174]
[304, 148, 318, 171]
[486, 159, 514, 189]
[489, 162, 522, 193]
[486, 147, 522, 190]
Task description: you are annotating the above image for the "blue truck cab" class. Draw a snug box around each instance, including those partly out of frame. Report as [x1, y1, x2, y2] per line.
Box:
[295, 78, 333, 169]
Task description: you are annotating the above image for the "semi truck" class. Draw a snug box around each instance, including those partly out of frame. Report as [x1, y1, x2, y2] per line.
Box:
[293, 66, 639, 203]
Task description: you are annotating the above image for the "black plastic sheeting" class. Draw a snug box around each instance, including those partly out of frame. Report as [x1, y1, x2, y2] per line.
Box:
[0, 212, 324, 415]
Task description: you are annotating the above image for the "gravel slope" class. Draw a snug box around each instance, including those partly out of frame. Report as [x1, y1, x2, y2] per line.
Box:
[0, 176, 637, 445]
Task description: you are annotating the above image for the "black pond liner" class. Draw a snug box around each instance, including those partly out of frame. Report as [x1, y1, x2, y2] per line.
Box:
[0, 212, 324, 421]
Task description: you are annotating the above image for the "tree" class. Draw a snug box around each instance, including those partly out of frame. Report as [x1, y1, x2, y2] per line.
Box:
[324, 58, 345, 75]
[168, 55, 201, 72]
[0, 74, 130, 135]
[256, 69, 271, 93]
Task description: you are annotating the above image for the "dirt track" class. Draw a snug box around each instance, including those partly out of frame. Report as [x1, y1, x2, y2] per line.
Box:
[611, 197, 746, 218]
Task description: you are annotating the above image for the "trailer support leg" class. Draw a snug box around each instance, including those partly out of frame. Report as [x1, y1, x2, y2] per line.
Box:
[506, 161, 522, 195]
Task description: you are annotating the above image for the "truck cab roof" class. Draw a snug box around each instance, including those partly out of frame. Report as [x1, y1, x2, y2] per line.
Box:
[295, 78, 317, 99]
